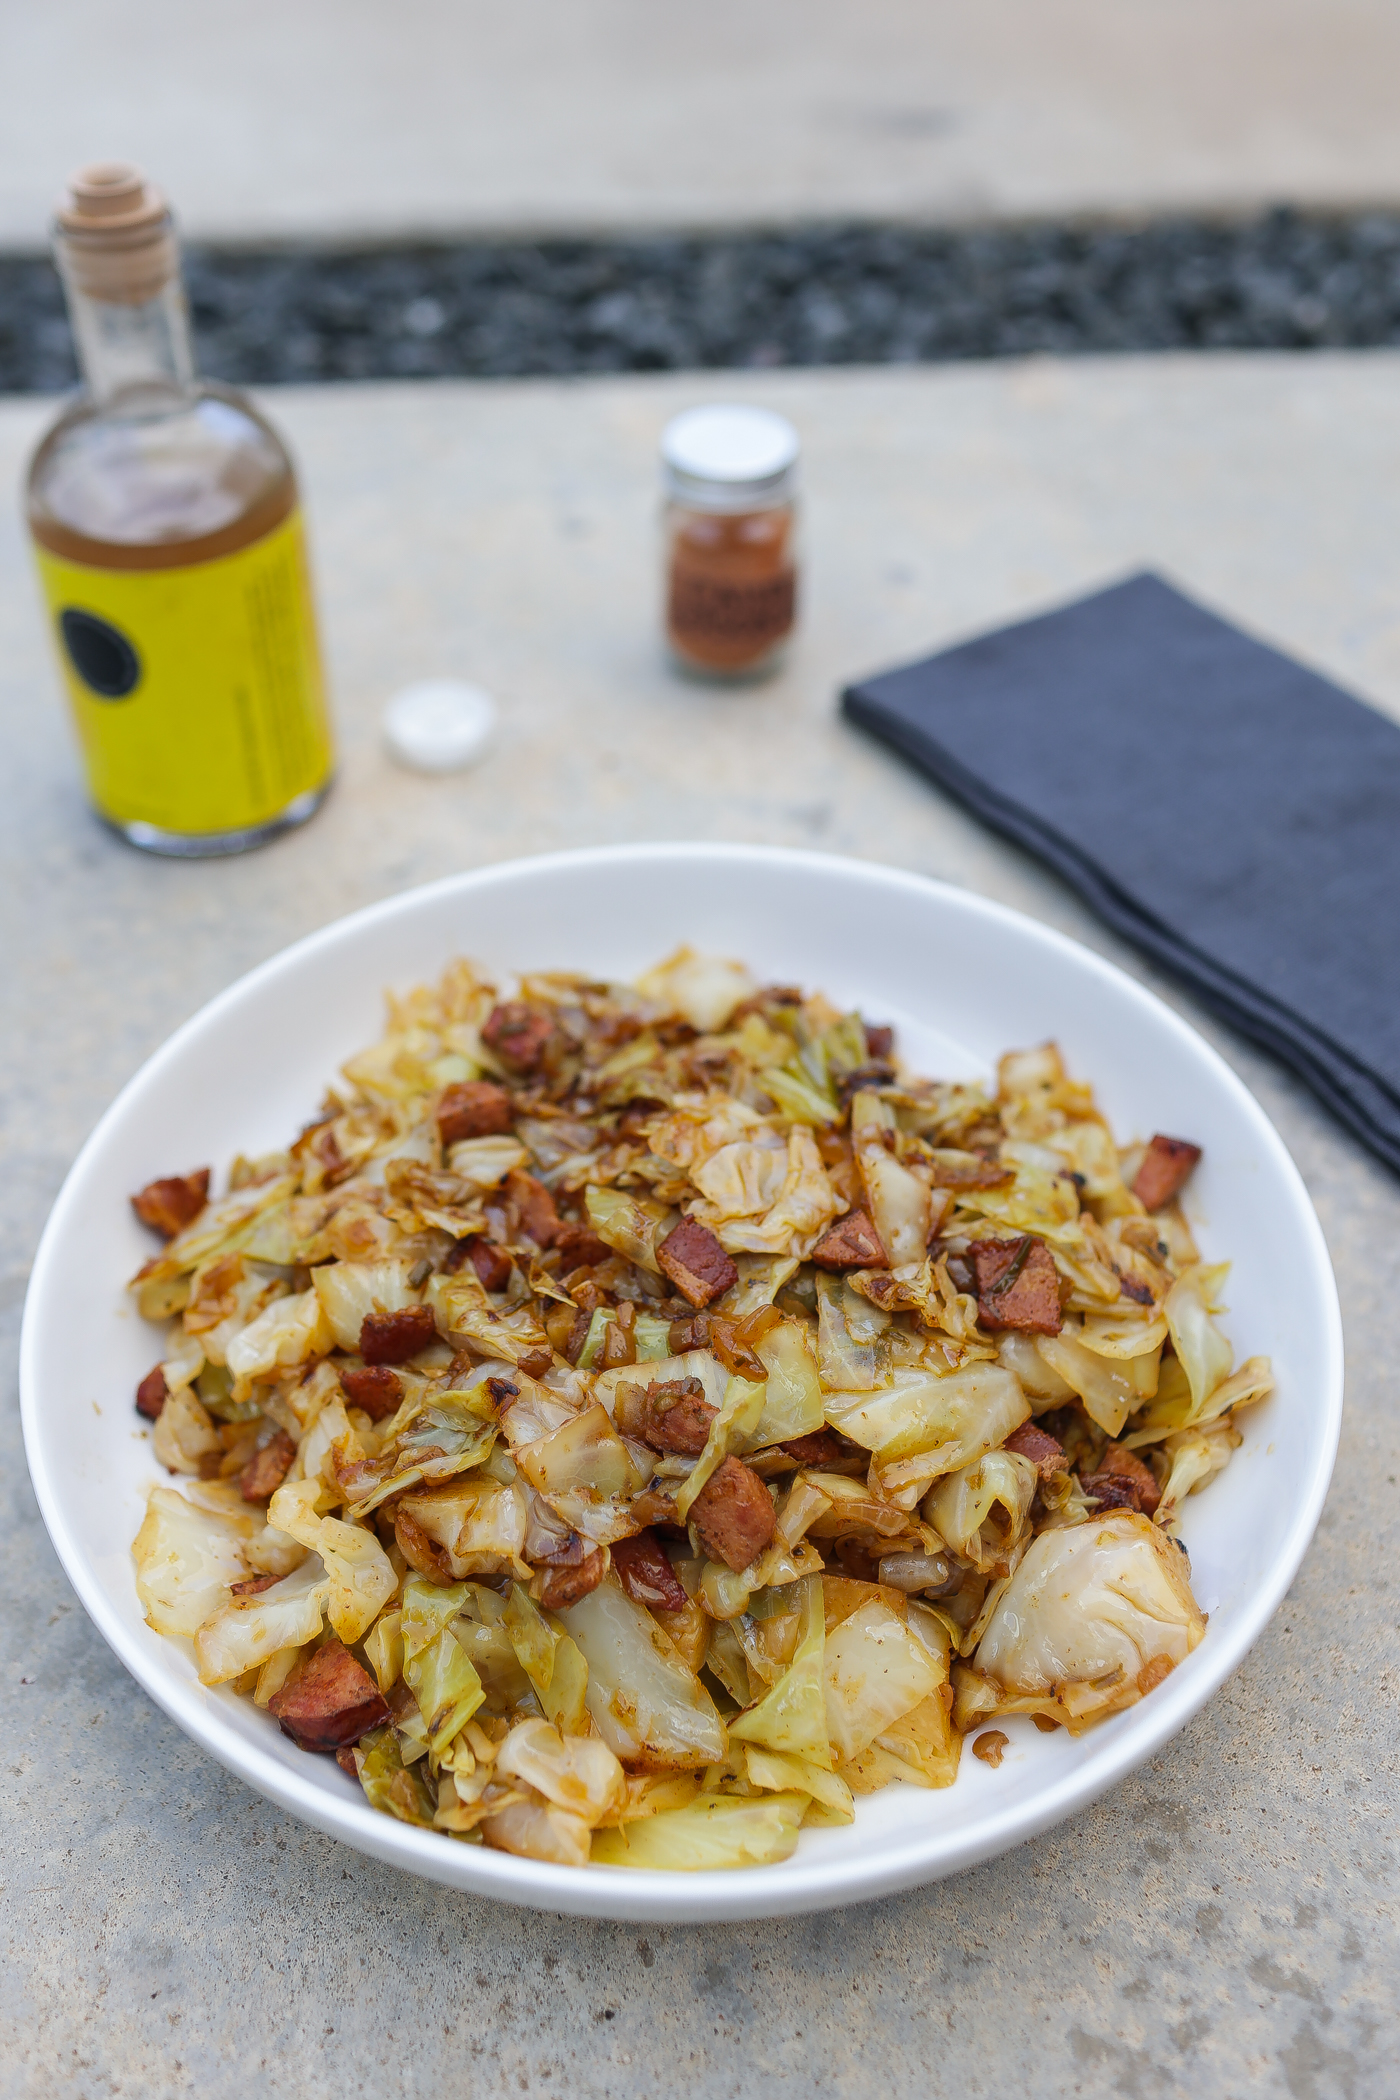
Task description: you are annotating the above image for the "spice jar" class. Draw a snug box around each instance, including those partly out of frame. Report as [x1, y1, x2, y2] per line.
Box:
[661, 404, 799, 679]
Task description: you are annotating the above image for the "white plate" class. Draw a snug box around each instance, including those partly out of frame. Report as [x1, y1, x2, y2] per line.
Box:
[20, 845, 1343, 1923]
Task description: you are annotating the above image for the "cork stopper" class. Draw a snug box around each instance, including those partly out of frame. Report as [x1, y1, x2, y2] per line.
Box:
[55, 163, 178, 304]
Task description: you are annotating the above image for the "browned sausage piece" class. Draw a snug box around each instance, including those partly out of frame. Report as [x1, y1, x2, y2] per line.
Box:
[657, 1216, 739, 1309]
[360, 1305, 438, 1365]
[1132, 1134, 1202, 1213]
[531, 1531, 607, 1609]
[339, 1363, 405, 1421]
[811, 1208, 887, 1270]
[239, 1428, 298, 1503]
[1003, 1422, 1068, 1479]
[1077, 1472, 1140, 1514]
[466, 1237, 514, 1291]
[863, 1024, 894, 1061]
[690, 1456, 776, 1572]
[1083, 1442, 1162, 1516]
[130, 1169, 210, 1240]
[267, 1640, 391, 1753]
[779, 1428, 846, 1468]
[505, 1169, 562, 1249]
[611, 1530, 689, 1613]
[615, 1376, 717, 1457]
[970, 1237, 1063, 1335]
[231, 1572, 281, 1597]
[553, 1221, 612, 1269]
[482, 1001, 559, 1074]
[436, 1079, 514, 1146]
[135, 1365, 168, 1420]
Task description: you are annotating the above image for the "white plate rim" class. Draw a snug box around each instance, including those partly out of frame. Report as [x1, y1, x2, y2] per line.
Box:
[20, 842, 1345, 1923]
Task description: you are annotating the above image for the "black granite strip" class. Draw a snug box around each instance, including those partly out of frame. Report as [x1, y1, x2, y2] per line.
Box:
[9, 209, 1400, 393]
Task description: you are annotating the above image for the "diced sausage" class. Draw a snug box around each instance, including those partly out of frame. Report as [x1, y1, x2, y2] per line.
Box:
[531, 1532, 606, 1609]
[231, 1572, 280, 1597]
[436, 1079, 514, 1145]
[970, 1236, 1063, 1335]
[505, 1170, 562, 1249]
[482, 1001, 558, 1074]
[553, 1221, 612, 1269]
[863, 1023, 894, 1061]
[360, 1305, 438, 1365]
[515, 1348, 555, 1378]
[611, 1529, 689, 1613]
[1133, 1134, 1202, 1212]
[338, 1363, 405, 1421]
[689, 1457, 776, 1572]
[811, 1208, 887, 1270]
[135, 1365, 168, 1420]
[656, 1216, 739, 1309]
[1077, 1472, 1140, 1513]
[1083, 1442, 1162, 1516]
[1004, 1421, 1068, 1479]
[335, 1745, 359, 1776]
[779, 1429, 846, 1468]
[267, 1639, 390, 1753]
[467, 1237, 514, 1291]
[615, 1375, 717, 1456]
[239, 1428, 297, 1502]
[130, 1169, 210, 1240]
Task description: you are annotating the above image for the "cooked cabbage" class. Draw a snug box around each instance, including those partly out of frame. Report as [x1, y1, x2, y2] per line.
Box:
[125, 948, 1258, 1876]
[132, 1486, 251, 1637]
[823, 1598, 942, 1762]
[226, 1288, 333, 1383]
[559, 1578, 727, 1768]
[313, 1259, 422, 1352]
[964, 1513, 1206, 1731]
[826, 1363, 1030, 1504]
[924, 1450, 1037, 1572]
[729, 1575, 831, 1767]
[193, 1555, 330, 1685]
[591, 1791, 806, 1870]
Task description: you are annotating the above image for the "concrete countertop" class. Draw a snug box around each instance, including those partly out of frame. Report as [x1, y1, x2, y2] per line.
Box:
[9, 1, 1400, 244]
[2, 356, 1397, 2098]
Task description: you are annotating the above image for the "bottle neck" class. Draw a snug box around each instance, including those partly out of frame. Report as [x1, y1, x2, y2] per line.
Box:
[58, 267, 196, 408]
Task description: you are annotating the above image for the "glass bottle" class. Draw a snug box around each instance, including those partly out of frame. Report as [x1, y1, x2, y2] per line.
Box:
[25, 164, 334, 855]
[661, 404, 799, 680]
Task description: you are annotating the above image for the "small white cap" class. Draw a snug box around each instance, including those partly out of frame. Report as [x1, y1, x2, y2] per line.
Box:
[383, 680, 497, 774]
[660, 403, 799, 512]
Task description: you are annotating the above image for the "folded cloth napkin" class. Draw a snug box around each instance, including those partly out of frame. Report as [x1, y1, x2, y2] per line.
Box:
[842, 571, 1400, 1175]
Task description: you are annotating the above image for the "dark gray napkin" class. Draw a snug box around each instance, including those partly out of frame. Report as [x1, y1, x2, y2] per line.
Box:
[842, 571, 1400, 1173]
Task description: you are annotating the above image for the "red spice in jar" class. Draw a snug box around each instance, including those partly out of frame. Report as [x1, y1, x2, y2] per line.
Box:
[661, 404, 799, 679]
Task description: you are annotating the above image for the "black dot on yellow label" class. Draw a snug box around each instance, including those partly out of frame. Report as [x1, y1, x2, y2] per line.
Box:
[59, 607, 141, 699]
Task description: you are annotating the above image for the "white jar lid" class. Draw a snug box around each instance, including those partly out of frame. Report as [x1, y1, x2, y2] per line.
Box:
[383, 680, 497, 773]
[661, 404, 799, 511]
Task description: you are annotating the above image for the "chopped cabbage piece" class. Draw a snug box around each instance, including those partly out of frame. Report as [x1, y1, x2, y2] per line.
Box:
[964, 1513, 1206, 1732]
[132, 1485, 251, 1637]
[560, 1578, 727, 1769]
[591, 1791, 806, 1870]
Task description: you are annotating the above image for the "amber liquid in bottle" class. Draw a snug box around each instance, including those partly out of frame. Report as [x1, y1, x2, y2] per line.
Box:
[26, 165, 333, 856]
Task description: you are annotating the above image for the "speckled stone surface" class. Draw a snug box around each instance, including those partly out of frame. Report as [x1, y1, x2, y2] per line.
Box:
[2, 358, 1397, 2098]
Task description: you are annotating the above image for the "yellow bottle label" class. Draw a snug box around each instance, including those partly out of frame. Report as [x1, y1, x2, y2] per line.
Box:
[33, 506, 334, 837]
